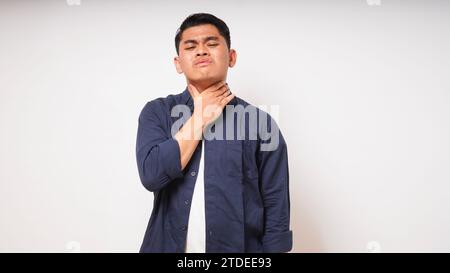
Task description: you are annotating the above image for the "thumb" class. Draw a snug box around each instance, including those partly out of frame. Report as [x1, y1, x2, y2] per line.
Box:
[188, 83, 200, 97]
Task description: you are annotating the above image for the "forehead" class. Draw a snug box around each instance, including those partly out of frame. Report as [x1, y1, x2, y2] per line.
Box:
[180, 24, 223, 42]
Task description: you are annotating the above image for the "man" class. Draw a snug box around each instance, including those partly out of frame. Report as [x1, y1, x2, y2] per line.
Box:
[136, 13, 292, 253]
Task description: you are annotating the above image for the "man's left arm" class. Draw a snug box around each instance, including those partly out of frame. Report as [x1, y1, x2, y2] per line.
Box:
[258, 117, 293, 253]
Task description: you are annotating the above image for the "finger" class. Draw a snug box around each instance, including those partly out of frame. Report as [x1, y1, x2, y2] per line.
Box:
[188, 83, 200, 97]
[214, 85, 229, 97]
[218, 86, 231, 100]
[206, 80, 226, 93]
[220, 93, 235, 106]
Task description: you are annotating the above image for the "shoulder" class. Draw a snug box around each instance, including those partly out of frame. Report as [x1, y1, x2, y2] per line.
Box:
[232, 95, 286, 151]
[232, 96, 278, 126]
[139, 91, 185, 119]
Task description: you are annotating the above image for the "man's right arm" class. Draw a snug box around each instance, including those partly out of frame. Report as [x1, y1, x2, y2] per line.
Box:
[174, 113, 204, 170]
[136, 100, 184, 192]
[136, 82, 234, 192]
[175, 81, 234, 170]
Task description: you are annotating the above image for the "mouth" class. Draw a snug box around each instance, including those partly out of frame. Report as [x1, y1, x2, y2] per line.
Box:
[194, 59, 212, 67]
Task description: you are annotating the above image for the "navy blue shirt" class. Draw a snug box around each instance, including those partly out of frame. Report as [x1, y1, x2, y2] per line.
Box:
[136, 87, 292, 253]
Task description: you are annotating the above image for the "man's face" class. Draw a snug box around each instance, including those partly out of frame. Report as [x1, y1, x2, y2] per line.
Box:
[174, 24, 236, 87]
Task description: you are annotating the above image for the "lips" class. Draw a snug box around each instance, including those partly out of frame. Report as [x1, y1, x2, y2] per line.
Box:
[194, 59, 212, 66]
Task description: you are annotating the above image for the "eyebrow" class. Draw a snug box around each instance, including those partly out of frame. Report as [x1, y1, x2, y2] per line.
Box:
[182, 36, 219, 45]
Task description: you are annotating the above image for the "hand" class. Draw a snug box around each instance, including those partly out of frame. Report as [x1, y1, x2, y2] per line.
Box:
[188, 81, 235, 130]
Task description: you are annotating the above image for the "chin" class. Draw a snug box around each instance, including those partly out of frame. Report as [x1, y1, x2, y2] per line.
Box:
[190, 75, 220, 84]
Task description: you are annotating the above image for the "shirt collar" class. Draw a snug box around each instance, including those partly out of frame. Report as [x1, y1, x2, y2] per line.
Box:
[181, 86, 193, 109]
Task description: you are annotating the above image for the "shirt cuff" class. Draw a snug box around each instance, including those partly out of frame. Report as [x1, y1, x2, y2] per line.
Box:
[262, 230, 293, 253]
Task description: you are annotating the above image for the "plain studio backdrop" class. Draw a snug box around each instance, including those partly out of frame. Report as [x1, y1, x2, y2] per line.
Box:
[1, 0, 450, 253]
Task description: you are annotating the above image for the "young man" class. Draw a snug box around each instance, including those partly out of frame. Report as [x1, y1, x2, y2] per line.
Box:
[136, 13, 292, 253]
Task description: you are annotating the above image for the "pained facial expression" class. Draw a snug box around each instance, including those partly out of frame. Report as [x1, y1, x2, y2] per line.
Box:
[174, 24, 236, 86]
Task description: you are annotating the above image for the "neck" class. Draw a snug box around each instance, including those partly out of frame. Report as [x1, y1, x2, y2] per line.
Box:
[188, 79, 225, 93]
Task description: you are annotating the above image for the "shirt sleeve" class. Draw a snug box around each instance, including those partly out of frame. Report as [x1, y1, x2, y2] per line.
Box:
[257, 113, 293, 253]
[136, 100, 183, 192]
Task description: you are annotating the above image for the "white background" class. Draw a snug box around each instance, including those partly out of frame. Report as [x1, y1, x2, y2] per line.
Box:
[1, 0, 450, 252]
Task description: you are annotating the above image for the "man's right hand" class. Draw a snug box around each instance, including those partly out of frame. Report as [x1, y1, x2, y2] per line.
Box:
[174, 81, 235, 170]
[188, 81, 235, 130]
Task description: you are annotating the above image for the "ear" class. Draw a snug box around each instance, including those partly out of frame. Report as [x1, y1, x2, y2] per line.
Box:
[174, 56, 184, 74]
[228, 49, 237, 68]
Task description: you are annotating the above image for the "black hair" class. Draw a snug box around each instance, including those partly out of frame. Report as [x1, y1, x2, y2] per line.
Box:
[175, 13, 231, 55]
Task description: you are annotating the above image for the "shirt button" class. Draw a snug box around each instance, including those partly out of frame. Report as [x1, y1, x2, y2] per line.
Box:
[190, 171, 197, 177]
[184, 200, 189, 205]
[181, 225, 187, 231]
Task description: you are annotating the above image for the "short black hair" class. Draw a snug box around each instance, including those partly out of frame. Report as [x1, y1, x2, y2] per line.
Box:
[175, 13, 231, 55]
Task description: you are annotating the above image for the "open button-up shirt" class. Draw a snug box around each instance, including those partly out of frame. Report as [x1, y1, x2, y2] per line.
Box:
[136, 87, 292, 253]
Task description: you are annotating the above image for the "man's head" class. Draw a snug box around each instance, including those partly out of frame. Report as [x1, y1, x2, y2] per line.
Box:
[174, 13, 237, 90]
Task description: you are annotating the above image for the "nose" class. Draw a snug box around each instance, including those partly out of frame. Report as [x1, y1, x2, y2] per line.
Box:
[196, 44, 209, 56]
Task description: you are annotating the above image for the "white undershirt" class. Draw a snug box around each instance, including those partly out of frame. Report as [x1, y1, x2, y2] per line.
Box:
[185, 140, 206, 253]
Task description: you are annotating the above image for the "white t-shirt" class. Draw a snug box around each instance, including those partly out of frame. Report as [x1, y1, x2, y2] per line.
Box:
[185, 140, 206, 253]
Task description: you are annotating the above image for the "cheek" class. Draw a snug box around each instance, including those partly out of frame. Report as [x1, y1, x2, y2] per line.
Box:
[179, 59, 193, 72]
[211, 52, 228, 66]
[178, 54, 193, 66]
